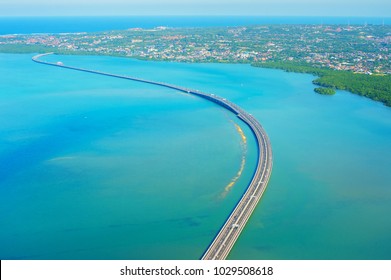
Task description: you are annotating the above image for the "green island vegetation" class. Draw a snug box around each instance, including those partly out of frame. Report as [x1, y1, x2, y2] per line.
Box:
[252, 61, 391, 106]
[314, 87, 336, 95]
[1, 24, 390, 106]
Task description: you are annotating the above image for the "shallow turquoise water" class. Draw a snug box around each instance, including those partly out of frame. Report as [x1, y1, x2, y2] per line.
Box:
[0, 53, 390, 259]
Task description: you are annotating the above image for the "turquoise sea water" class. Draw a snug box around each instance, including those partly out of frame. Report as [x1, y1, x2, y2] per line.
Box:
[0, 53, 390, 259]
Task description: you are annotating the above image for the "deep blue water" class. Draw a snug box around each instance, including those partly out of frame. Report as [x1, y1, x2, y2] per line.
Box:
[0, 16, 390, 35]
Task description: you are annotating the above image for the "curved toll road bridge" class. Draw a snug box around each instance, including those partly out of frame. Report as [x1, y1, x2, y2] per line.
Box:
[32, 53, 273, 260]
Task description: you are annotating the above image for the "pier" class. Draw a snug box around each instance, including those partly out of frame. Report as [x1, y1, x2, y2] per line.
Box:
[32, 53, 273, 260]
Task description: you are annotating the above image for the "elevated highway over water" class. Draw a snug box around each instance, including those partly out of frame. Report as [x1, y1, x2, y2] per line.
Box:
[32, 53, 273, 260]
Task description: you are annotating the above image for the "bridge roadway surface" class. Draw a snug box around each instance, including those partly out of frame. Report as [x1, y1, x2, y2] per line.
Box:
[32, 53, 273, 260]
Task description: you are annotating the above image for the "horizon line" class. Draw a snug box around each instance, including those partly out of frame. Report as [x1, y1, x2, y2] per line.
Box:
[1, 15, 391, 18]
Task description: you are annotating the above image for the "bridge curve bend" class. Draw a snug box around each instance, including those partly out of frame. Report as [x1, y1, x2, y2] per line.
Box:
[32, 53, 273, 260]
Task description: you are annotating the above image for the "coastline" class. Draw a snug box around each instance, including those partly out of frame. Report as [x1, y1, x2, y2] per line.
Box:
[1, 21, 390, 107]
[16, 48, 391, 107]
[1, 16, 390, 35]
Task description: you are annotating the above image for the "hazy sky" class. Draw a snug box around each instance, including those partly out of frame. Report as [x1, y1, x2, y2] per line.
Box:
[1, 0, 390, 17]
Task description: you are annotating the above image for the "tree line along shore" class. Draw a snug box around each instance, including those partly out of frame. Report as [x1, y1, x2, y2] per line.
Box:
[252, 62, 391, 106]
[1, 23, 390, 107]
